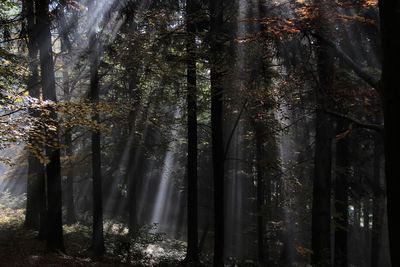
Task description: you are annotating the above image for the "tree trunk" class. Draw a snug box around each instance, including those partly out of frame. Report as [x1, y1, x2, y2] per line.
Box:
[24, 0, 42, 230]
[371, 136, 383, 267]
[210, 0, 225, 265]
[89, 27, 105, 257]
[60, 10, 77, 225]
[127, 153, 137, 232]
[65, 131, 77, 225]
[37, 165, 47, 240]
[25, 156, 42, 229]
[127, 77, 143, 237]
[35, 0, 64, 252]
[379, 1, 400, 266]
[363, 198, 371, 267]
[311, 74, 334, 265]
[311, 3, 335, 262]
[255, 125, 268, 265]
[185, 0, 199, 262]
[334, 119, 349, 267]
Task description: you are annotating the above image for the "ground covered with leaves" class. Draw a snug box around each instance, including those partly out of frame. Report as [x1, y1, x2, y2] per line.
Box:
[0, 205, 187, 267]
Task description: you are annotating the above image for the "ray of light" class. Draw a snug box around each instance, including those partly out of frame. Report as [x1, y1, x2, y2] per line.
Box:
[150, 108, 180, 231]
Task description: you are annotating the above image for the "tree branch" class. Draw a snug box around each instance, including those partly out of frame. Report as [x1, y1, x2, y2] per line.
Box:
[312, 33, 381, 92]
[224, 100, 248, 161]
[324, 109, 384, 132]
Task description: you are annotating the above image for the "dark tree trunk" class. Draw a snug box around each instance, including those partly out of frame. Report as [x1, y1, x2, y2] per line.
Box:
[210, 0, 225, 265]
[255, 125, 268, 265]
[127, 153, 137, 234]
[35, 0, 64, 252]
[127, 78, 143, 236]
[311, 1, 335, 262]
[379, 1, 400, 266]
[363, 198, 371, 265]
[127, 135, 144, 235]
[25, 156, 43, 229]
[37, 165, 47, 240]
[311, 70, 333, 267]
[24, 0, 42, 230]
[65, 131, 76, 225]
[371, 136, 383, 267]
[334, 119, 349, 267]
[185, 0, 199, 262]
[89, 29, 105, 257]
[60, 11, 77, 225]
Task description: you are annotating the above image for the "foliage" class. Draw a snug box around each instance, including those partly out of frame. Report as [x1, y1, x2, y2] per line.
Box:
[105, 223, 185, 266]
[0, 204, 24, 226]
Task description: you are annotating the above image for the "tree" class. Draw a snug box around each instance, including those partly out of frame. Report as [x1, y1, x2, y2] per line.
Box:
[23, 0, 43, 230]
[35, 0, 64, 251]
[185, 0, 199, 263]
[371, 135, 383, 267]
[59, 5, 77, 225]
[311, 0, 335, 265]
[255, 124, 267, 265]
[209, 0, 225, 265]
[334, 119, 349, 267]
[88, 0, 105, 257]
[379, 1, 400, 266]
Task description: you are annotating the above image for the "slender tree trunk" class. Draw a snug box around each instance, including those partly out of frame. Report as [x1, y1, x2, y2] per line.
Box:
[371, 136, 383, 267]
[311, 73, 334, 265]
[127, 139, 143, 235]
[379, 1, 400, 266]
[355, 201, 361, 232]
[127, 151, 137, 233]
[127, 77, 143, 236]
[334, 119, 349, 267]
[311, 1, 335, 262]
[37, 165, 47, 240]
[24, 0, 41, 230]
[363, 198, 371, 267]
[25, 157, 43, 229]
[65, 131, 76, 225]
[26, 0, 47, 240]
[210, 0, 225, 265]
[35, 0, 64, 251]
[255, 125, 268, 265]
[185, 0, 199, 262]
[89, 27, 105, 257]
[60, 10, 77, 225]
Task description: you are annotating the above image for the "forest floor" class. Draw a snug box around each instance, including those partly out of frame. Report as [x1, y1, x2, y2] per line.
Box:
[0, 205, 187, 267]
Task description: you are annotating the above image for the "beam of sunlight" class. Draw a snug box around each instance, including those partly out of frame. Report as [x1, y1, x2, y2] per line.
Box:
[275, 97, 297, 265]
[150, 108, 181, 234]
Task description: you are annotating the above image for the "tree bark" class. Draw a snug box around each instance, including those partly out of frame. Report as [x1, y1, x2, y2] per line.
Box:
[35, 0, 64, 251]
[255, 125, 268, 265]
[379, 1, 400, 266]
[127, 80, 143, 237]
[24, 0, 43, 231]
[311, 1, 335, 263]
[89, 25, 105, 257]
[65, 131, 77, 225]
[371, 135, 383, 267]
[210, 0, 225, 265]
[334, 119, 349, 267]
[60, 9, 77, 225]
[185, 0, 199, 262]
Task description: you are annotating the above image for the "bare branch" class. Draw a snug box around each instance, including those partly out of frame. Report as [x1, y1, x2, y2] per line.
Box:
[312, 32, 381, 92]
[324, 109, 383, 132]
